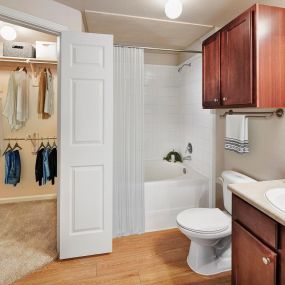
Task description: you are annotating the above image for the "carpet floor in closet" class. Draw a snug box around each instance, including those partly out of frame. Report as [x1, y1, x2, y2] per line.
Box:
[0, 200, 57, 285]
[12, 228, 231, 285]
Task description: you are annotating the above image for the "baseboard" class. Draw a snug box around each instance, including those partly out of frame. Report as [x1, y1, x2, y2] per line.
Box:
[0, 193, 57, 204]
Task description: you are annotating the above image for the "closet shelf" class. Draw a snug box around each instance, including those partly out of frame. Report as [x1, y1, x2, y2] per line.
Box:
[0, 56, 57, 65]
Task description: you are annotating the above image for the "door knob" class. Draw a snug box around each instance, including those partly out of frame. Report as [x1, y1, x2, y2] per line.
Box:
[262, 257, 271, 265]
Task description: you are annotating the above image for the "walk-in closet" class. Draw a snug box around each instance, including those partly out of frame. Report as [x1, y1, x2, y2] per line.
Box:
[0, 20, 58, 285]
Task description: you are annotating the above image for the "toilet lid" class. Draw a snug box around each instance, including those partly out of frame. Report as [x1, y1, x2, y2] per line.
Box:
[177, 208, 230, 233]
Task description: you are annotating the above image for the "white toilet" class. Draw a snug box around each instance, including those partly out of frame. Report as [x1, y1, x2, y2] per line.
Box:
[177, 171, 256, 276]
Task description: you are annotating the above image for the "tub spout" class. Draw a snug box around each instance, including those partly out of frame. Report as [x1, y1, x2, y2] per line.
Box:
[183, 155, 192, 161]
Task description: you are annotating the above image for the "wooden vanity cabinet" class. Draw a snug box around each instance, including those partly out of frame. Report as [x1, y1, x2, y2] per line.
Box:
[232, 195, 285, 285]
[232, 221, 277, 285]
[202, 4, 285, 109]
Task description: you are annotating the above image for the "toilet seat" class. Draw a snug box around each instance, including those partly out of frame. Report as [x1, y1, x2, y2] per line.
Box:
[177, 208, 231, 234]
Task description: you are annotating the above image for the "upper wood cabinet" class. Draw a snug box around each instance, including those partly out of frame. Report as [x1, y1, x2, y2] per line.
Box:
[202, 33, 220, 107]
[203, 4, 285, 109]
[221, 10, 254, 107]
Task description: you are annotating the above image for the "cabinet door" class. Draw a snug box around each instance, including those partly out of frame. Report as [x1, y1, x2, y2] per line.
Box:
[232, 221, 277, 285]
[221, 9, 255, 106]
[202, 33, 221, 108]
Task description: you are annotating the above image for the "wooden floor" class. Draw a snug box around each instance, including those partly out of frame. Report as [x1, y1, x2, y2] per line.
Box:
[13, 229, 231, 285]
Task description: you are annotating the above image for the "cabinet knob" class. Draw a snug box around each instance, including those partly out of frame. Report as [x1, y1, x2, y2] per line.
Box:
[222, 97, 228, 102]
[214, 98, 219, 103]
[262, 257, 271, 265]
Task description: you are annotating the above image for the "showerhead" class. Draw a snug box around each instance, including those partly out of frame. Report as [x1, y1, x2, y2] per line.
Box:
[178, 62, 191, 72]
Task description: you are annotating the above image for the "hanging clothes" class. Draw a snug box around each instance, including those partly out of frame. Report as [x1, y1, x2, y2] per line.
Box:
[5, 150, 21, 186]
[35, 145, 57, 186]
[0, 98, 4, 155]
[3, 69, 29, 130]
[42, 148, 51, 185]
[48, 147, 57, 185]
[38, 68, 54, 119]
[35, 148, 44, 186]
[44, 69, 54, 116]
[38, 69, 49, 119]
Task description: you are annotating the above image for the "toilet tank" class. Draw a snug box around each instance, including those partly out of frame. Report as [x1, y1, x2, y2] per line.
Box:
[221, 171, 256, 214]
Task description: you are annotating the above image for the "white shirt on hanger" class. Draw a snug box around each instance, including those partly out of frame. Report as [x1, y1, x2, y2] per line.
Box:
[3, 69, 29, 130]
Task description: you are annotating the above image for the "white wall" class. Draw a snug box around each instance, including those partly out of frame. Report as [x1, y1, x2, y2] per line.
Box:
[145, 52, 178, 66]
[144, 64, 181, 161]
[216, 108, 285, 181]
[0, 0, 83, 31]
[179, 55, 214, 178]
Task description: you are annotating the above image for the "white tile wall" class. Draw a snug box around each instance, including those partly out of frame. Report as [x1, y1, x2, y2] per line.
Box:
[179, 55, 213, 178]
[144, 65, 182, 161]
[144, 58, 214, 179]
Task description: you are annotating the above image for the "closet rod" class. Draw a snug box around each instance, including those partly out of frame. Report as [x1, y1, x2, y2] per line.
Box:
[26, 137, 57, 140]
[4, 138, 26, 141]
[0, 56, 57, 65]
[4, 137, 57, 141]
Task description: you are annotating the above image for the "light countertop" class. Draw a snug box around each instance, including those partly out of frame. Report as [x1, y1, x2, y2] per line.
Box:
[229, 179, 285, 226]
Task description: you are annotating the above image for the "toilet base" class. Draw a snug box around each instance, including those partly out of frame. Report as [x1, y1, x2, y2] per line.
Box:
[187, 238, 231, 276]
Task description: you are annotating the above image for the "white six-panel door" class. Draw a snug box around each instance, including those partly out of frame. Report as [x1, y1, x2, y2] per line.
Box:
[59, 31, 113, 259]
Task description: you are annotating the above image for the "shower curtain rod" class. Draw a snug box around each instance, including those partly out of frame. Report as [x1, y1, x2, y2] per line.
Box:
[114, 44, 202, 54]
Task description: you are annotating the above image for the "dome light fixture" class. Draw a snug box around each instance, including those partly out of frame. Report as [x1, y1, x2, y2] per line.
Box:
[165, 0, 183, 20]
[0, 26, 17, 41]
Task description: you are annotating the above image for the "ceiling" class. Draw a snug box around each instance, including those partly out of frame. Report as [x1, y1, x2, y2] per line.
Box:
[55, 0, 285, 49]
[85, 11, 212, 49]
[0, 21, 56, 43]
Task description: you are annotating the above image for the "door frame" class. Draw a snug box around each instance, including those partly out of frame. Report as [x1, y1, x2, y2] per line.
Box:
[0, 4, 68, 252]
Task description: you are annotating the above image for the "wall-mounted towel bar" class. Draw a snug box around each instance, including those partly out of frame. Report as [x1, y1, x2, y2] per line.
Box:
[220, 109, 284, 118]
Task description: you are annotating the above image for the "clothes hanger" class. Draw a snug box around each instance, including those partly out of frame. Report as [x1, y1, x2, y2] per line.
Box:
[52, 139, 57, 149]
[46, 139, 52, 149]
[2, 140, 12, 156]
[12, 139, 22, 151]
[36, 138, 46, 153]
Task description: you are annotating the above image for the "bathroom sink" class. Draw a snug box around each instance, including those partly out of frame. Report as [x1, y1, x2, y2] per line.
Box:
[265, 188, 285, 213]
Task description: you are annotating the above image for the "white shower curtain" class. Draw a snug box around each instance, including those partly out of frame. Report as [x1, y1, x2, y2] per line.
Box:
[113, 47, 145, 237]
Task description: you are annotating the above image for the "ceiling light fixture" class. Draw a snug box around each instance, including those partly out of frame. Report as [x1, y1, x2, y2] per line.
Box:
[0, 26, 17, 41]
[165, 0, 183, 20]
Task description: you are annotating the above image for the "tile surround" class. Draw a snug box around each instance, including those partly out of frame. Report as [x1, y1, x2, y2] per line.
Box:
[144, 56, 214, 179]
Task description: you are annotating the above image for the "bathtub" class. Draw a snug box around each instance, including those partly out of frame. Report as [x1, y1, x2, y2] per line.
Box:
[144, 160, 209, 232]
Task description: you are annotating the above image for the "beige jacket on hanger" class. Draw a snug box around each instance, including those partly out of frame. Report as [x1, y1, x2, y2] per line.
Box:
[0, 98, 4, 155]
[44, 69, 54, 116]
[38, 69, 50, 119]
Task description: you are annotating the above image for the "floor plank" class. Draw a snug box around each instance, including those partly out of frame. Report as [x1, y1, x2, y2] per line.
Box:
[13, 229, 231, 285]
